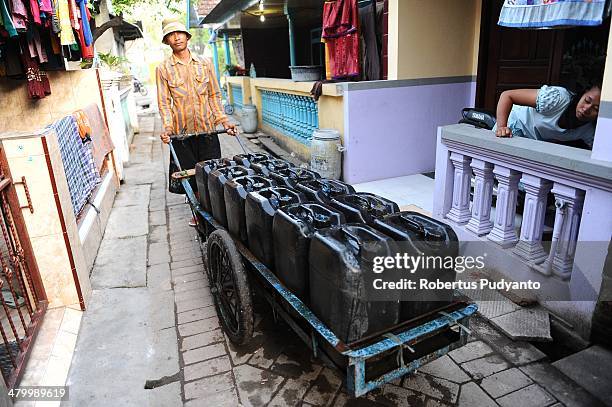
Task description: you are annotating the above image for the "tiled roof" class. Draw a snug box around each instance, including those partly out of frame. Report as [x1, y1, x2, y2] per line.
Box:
[197, 0, 222, 17]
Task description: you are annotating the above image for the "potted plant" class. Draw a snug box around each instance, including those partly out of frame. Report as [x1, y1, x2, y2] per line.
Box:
[226, 64, 239, 76]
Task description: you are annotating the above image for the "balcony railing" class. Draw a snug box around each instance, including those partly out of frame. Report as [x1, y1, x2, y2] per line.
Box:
[260, 90, 319, 145]
[231, 84, 244, 110]
[434, 124, 612, 281]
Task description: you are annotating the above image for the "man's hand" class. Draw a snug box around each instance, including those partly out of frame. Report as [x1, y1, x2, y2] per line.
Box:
[495, 126, 513, 138]
[222, 121, 239, 137]
[160, 130, 171, 144]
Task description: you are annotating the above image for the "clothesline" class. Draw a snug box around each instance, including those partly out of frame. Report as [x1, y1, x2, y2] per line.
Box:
[0, 0, 95, 99]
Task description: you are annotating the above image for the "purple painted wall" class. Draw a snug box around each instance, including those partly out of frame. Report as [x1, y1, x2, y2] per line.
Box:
[343, 80, 476, 184]
[592, 116, 612, 162]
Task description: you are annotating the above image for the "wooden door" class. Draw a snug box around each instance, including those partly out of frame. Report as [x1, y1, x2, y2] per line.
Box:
[476, 0, 564, 111]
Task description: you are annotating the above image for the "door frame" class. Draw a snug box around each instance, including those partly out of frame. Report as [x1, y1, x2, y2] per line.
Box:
[474, 0, 565, 110]
[475, 0, 493, 109]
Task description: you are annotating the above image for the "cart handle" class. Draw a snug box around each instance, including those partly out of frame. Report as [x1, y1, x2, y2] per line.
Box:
[170, 129, 229, 141]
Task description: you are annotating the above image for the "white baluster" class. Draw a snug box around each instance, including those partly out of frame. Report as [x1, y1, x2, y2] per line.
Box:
[513, 174, 552, 264]
[445, 153, 472, 225]
[487, 166, 520, 248]
[466, 159, 494, 235]
[542, 184, 585, 280]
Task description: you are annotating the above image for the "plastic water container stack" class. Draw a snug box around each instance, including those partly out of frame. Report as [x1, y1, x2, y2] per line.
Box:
[193, 153, 458, 345]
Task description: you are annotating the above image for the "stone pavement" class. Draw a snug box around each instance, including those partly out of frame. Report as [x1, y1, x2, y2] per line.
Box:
[64, 113, 607, 406]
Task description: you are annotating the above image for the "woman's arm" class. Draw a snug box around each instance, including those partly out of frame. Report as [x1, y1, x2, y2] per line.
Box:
[495, 89, 538, 137]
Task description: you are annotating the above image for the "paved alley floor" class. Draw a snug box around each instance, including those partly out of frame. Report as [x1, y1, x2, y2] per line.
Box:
[63, 114, 608, 407]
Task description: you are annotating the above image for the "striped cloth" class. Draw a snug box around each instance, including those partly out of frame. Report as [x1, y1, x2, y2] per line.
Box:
[155, 52, 227, 134]
[49, 116, 100, 216]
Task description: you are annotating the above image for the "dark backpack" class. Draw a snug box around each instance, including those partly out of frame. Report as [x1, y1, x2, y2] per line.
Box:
[459, 108, 496, 130]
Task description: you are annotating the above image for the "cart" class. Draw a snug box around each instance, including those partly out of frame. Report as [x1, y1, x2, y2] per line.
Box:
[169, 132, 478, 397]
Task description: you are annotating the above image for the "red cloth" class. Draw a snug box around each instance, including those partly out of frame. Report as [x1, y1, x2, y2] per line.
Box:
[322, 0, 358, 38]
[76, 22, 93, 59]
[326, 33, 359, 79]
[21, 42, 51, 98]
[322, 0, 360, 79]
[39, 0, 52, 13]
[29, 0, 41, 24]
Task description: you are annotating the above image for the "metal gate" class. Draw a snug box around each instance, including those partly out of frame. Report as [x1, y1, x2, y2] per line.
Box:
[0, 148, 47, 389]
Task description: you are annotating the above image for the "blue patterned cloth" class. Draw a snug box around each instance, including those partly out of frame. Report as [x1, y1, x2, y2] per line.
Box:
[499, 0, 607, 28]
[49, 116, 100, 216]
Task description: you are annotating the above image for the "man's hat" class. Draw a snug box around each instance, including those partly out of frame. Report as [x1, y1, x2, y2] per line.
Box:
[162, 17, 191, 44]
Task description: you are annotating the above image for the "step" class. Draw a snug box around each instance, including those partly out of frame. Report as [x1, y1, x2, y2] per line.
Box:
[459, 271, 552, 342]
[257, 137, 306, 167]
[552, 345, 612, 406]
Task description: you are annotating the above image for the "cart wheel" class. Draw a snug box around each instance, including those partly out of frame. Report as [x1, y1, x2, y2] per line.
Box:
[224, 104, 235, 115]
[207, 229, 253, 345]
[198, 235, 210, 281]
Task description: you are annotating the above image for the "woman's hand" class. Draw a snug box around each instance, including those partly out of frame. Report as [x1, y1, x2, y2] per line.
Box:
[495, 88, 537, 139]
[495, 126, 513, 138]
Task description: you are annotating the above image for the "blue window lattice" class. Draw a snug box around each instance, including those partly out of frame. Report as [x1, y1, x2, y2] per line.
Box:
[260, 90, 318, 145]
[231, 85, 244, 110]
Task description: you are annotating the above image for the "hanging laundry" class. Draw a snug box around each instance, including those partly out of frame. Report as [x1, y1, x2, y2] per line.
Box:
[40, 0, 52, 14]
[0, 0, 17, 37]
[27, 25, 48, 63]
[49, 30, 61, 53]
[323, 0, 358, 37]
[3, 39, 23, 77]
[75, 0, 91, 46]
[49, 115, 100, 215]
[498, 0, 607, 28]
[40, 29, 64, 69]
[57, 0, 76, 45]
[82, 103, 115, 172]
[10, 0, 28, 30]
[322, 0, 360, 80]
[50, 0, 61, 33]
[358, 0, 380, 81]
[20, 37, 51, 98]
[29, 0, 41, 25]
[75, 23, 93, 59]
[67, 0, 78, 29]
[73, 109, 92, 142]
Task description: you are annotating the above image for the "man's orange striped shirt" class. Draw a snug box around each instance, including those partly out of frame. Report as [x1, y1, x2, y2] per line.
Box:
[155, 52, 227, 134]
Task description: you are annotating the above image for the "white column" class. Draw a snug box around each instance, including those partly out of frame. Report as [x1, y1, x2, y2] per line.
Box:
[549, 184, 585, 280]
[445, 152, 472, 225]
[487, 165, 521, 248]
[466, 159, 494, 236]
[513, 174, 552, 264]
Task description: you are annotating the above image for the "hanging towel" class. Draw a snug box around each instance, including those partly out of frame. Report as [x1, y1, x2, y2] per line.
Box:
[498, 0, 607, 28]
[48, 115, 100, 216]
[82, 103, 115, 173]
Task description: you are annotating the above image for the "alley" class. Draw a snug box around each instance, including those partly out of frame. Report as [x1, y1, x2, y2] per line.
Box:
[57, 113, 606, 407]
